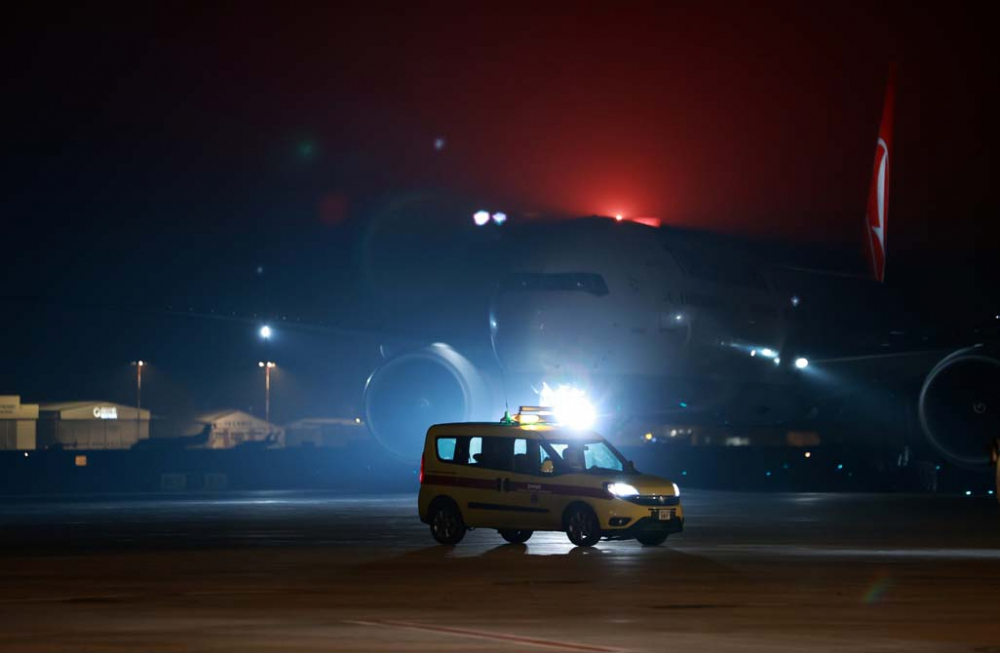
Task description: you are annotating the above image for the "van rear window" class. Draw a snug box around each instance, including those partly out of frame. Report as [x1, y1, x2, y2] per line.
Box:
[436, 437, 457, 462]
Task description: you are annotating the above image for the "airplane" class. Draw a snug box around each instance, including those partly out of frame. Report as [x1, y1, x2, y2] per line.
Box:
[355, 68, 1000, 495]
[6, 68, 996, 497]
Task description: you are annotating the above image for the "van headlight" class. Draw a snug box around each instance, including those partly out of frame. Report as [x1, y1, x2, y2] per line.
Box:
[606, 482, 640, 498]
[672, 483, 680, 497]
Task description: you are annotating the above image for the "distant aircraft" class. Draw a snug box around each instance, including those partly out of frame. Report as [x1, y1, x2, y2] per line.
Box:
[358, 68, 999, 494]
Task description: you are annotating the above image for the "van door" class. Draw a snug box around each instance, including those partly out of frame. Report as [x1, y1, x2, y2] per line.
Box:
[450, 435, 516, 528]
[497, 437, 553, 530]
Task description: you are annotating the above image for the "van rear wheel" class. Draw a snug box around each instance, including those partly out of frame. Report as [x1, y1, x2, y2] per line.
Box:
[429, 501, 466, 545]
[565, 504, 600, 547]
[498, 529, 533, 544]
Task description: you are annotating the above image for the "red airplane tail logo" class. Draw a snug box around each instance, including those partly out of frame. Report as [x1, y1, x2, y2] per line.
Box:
[866, 67, 896, 283]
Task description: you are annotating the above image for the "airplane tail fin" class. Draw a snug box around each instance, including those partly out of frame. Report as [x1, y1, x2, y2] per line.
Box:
[866, 66, 896, 283]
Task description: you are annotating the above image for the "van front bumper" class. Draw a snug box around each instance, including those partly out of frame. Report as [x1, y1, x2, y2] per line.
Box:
[602, 516, 684, 541]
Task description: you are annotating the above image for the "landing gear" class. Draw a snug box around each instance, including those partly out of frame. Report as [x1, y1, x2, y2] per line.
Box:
[498, 529, 533, 544]
[635, 530, 669, 546]
[896, 447, 939, 493]
[992, 438, 999, 505]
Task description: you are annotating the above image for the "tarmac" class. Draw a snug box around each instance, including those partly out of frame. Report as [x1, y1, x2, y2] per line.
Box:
[1, 490, 998, 652]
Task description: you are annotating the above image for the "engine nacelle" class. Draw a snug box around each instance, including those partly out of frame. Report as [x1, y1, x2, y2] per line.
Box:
[918, 347, 1000, 467]
[363, 343, 495, 460]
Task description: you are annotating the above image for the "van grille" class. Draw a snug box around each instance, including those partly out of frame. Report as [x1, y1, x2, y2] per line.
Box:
[627, 495, 680, 506]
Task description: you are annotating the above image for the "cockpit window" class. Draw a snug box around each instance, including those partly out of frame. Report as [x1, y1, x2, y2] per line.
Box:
[499, 272, 609, 296]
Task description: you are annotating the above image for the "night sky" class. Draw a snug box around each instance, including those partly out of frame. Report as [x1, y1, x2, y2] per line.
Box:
[2, 2, 998, 420]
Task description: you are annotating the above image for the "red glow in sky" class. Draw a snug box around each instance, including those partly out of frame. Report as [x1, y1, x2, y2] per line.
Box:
[6, 2, 998, 254]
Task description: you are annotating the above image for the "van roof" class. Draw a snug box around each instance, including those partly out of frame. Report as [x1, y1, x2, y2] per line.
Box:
[426, 422, 600, 439]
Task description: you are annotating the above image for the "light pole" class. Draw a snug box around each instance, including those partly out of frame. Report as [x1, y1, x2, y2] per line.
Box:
[258, 361, 276, 425]
[130, 360, 145, 439]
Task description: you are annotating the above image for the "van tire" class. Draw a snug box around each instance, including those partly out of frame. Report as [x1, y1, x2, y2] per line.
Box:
[498, 529, 533, 544]
[564, 503, 600, 547]
[429, 498, 466, 545]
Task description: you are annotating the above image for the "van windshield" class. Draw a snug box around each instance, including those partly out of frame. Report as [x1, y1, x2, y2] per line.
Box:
[541, 438, 630, 474]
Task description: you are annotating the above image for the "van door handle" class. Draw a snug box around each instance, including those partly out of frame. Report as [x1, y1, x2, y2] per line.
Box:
[495, 477, 503, 492]
[502, 478, 511, 492]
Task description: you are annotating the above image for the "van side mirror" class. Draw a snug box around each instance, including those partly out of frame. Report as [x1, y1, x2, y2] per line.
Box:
[626, 460, 636, 473]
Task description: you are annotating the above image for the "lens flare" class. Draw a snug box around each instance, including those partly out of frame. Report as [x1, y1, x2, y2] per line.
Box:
[539, 382, 596, 430]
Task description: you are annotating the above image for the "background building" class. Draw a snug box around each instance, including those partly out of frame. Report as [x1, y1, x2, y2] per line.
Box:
[190, 409, 282, 449]
[0, 395, 40, 450]
[37, 401, 150, 450]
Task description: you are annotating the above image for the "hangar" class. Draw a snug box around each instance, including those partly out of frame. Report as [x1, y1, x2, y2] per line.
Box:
[37, 401, 150, 450]
[0, 395, 40, 450]
[191, 409, 282, 449]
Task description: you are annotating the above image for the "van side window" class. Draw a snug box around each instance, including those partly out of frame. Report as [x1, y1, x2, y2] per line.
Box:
[436, 437, 458, 462]
[436, 435, 531, 472]
[512, 438, 542, 475]
[467, 437, 482, 465]
[476, 436, 514, 470]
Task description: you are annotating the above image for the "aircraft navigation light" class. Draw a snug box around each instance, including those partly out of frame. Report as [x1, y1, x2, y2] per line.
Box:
[760, 348, 775, 358]
[491, 212, 507, 225]
[794, 357, 809, 369]
[774, 357, 781, 365]
[473, 210, 490, 226]
[791, 295, 801, 307]
[615, 214, 623, 221]
[259, 325, 272, 340]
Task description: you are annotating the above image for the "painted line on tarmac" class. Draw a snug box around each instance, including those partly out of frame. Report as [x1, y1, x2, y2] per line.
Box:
[345, 619, 622, 652]
[692, 545, 1000, 561]
[0, 593, 141, 604]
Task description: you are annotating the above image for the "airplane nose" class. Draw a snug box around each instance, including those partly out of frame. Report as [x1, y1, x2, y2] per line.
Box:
[490, 291, 608, 376]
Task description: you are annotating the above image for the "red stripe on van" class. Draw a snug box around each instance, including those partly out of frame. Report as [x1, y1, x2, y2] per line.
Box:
[424, 474, 610, 499]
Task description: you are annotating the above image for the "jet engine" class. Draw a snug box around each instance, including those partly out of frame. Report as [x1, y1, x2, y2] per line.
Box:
[363, 343, 494, 460]
[918, 347, 1000, 467]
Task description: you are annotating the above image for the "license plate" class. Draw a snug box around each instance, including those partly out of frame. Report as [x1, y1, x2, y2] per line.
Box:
[656, 509, 672, 521]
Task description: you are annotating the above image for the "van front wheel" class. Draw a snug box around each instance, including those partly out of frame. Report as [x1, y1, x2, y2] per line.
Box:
[429, 501, 466, 545]
[564, 504, 600, 547]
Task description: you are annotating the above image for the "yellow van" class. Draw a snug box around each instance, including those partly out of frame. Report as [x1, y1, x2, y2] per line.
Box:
[417, 408, 684, 547]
